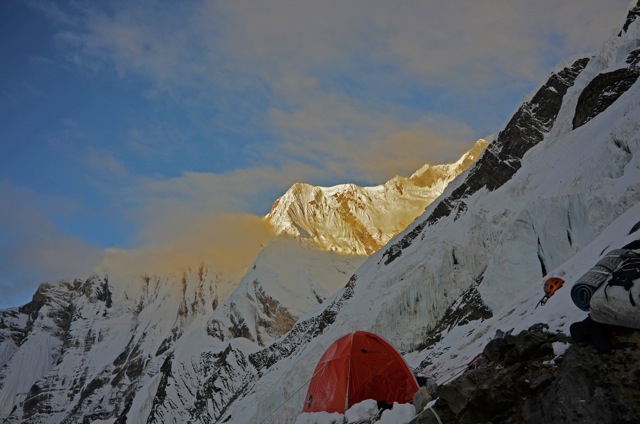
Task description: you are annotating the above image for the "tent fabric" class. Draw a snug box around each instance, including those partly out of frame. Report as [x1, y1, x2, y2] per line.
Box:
[303, 331, 419, 414]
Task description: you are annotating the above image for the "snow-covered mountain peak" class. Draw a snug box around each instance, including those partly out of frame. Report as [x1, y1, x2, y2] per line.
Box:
[266, 140, 487, 255]
[409, 138, 489, 187]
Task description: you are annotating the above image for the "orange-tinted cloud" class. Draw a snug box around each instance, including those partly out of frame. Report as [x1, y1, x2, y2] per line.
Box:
[99, 212, 275, 280]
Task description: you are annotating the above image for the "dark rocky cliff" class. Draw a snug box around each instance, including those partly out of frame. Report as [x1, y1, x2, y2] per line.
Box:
[411, 325, 640, 424]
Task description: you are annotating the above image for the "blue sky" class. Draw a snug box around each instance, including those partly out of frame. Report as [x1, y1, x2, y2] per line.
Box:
[0, 0, 631, 308]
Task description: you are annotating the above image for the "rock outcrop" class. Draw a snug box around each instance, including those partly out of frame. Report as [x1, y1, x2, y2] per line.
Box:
[412, 325, 640, 424]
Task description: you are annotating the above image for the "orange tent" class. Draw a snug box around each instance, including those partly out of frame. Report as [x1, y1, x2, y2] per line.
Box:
[303, 331, 419, 413]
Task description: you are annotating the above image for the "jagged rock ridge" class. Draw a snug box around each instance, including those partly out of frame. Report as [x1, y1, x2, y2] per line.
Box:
[381, 56, 590, 266]
[0, 268, 231, 423]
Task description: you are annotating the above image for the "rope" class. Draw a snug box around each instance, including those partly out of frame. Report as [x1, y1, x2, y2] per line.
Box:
[437, 363, 468, 386]
[257, 361, 330, 424]
[428, 406, 443, 424]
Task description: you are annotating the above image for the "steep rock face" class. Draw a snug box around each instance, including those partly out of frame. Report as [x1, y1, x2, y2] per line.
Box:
[141, 277, 361, 423]
[0, 268, 230, 423]
[145, 337, 259, 424]
[573, 66, 640, 129]
[419, 57, 589, 231]
[574, 1, 640, 130]
[266, 139, 487, 256]
[0, 278, 112, 421]
[247, 274, 358, 371]
[619, 1, 640, 35]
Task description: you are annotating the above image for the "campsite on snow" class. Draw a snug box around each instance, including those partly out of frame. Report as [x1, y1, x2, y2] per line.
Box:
[2, 2, 640, 423]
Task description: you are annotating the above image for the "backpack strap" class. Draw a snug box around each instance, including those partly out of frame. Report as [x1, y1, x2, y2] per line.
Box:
[604, 277, 636, 306]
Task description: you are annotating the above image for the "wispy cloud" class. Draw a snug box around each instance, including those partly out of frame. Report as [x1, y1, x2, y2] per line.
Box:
[44, 1, 630, 174]
[84, 147, 130, 179]
[46, 0, 631, 226]
[264, 71, 477, 182]
[56, 1, 627, 86]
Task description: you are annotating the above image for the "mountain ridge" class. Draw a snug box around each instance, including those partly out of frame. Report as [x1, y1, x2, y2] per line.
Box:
[0, 137, 488, 423]
[217, 4, 640, 421]
[266, 138, 488, 255]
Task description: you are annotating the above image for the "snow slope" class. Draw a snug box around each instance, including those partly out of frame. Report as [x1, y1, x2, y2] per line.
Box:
[206, 237, 365, 347]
